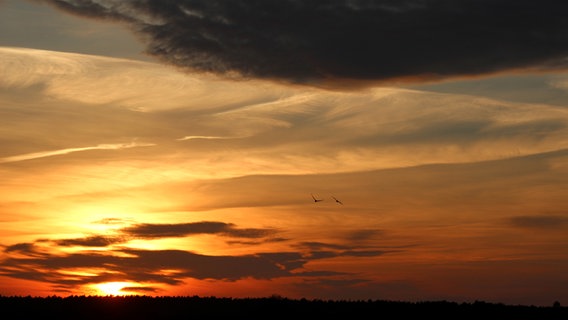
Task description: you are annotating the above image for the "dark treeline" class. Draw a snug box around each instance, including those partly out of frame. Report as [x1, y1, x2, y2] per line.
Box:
[1, 295, 566, 320]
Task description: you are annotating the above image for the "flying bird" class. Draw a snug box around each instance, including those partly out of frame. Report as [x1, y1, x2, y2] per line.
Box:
[332, 196, 343, 205]
[311, 194, 324, 202]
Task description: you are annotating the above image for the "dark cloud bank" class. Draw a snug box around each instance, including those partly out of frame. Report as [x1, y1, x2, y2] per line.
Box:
[0, 220, 393, 294]
[33, 0, 568, 86]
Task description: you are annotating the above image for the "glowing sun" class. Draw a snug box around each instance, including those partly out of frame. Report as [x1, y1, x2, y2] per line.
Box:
[95, 282, 135, 296]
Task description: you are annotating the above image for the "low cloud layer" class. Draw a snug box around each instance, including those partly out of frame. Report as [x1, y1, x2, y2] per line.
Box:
[32, 0, 568, 86]
[0, 219, 389, 294]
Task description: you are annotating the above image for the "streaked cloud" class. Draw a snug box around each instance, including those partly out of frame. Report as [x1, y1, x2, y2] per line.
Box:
[0, 46, 289, 112]
[177, 135, 243, 141]
[0, 142, 155, 163]
[18, 221, 282, 248]
[122, 221, 279, 239]
[407, 73, 568, 106]
[54, 235, 126, 247]
[2, 48, 567, 177]
[509, 215, 568, 229]
[549, 78, 568, 91]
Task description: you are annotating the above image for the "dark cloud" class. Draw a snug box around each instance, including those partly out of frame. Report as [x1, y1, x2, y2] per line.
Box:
[121, 285, 160, 294]
[5, 222, 280, 253]
[0, 249, 293, 284]
[226, 237, 290, 246]
[344, 250, 393, 257]
[298, 241, 353, 251]
[4, 242, 37, 254]
[33, 0, 568, 87]
[0, 220, 396, 292]
[295, 242, 400, 259]
[55, 235, 126, 247]
[0, 243, 352, 288]
[121, 221, 279, 239]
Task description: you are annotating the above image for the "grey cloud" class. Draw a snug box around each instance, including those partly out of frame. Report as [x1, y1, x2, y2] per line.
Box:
[54, 235, 127, 247]
[34, 0, 568, 86]
[509, 215, 568, 229]
[408, 73, 568, 106]
[349, 117, 568, 149]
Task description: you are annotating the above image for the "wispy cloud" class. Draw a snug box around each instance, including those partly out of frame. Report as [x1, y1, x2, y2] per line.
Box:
[0, 47, 286, 112]
[2, 48, 568, 177]
[177, 135, 243, 141]
[0, 141, 155, 163]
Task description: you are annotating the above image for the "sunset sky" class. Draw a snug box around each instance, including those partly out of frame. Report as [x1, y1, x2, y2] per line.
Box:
[1, 0, 568, 306]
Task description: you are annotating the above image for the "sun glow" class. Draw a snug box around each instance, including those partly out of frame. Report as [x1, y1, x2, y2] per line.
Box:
[94, 282, 137, 296]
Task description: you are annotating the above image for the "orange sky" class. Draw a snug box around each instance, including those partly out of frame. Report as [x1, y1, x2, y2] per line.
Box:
[1, 0, 568, 307]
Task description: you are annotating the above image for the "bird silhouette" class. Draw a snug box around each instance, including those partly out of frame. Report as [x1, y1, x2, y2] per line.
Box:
[311, 193, 324, 202]
[332, 196, 343, 205]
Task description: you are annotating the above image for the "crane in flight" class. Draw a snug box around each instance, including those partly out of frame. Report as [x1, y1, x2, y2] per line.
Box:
[311, 193, 324, 202]
[332, 196, 343, 205]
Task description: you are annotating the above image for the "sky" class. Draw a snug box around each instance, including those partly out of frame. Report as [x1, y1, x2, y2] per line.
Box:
[1, 0, 567, 306]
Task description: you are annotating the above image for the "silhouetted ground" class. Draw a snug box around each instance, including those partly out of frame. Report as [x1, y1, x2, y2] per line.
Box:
[1, 295, 566, 319]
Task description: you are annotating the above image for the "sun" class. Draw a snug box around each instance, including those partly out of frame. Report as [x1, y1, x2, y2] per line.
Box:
[94, 281, 135, 296]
